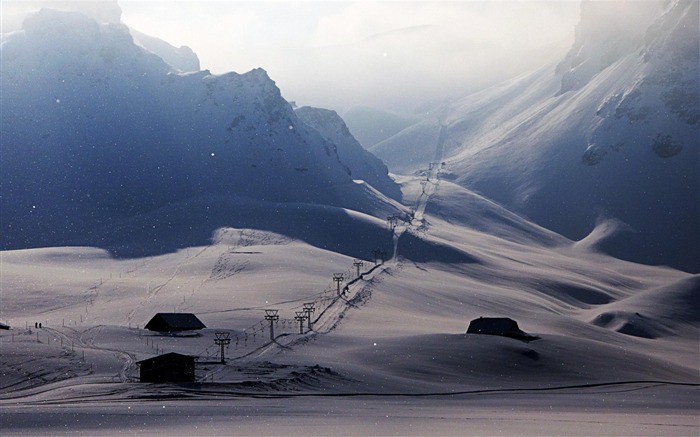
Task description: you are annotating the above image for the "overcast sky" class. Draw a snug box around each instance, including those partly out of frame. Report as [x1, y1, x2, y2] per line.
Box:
[3, 1, 581, 112]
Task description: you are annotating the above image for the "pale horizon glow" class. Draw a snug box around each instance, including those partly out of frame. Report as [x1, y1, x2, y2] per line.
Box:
[2, 1, 581, 112]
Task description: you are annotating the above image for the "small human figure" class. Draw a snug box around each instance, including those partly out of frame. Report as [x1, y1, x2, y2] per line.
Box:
[35, 322, 38, 328]
[39, 322, 42, 328]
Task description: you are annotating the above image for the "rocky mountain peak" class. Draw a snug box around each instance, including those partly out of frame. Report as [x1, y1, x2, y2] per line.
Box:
[0, 9, 398, 255]
[295, 106, 402, 200]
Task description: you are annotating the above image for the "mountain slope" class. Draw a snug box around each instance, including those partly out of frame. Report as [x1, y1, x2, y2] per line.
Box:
[295, 106, 402, 200]
[342, 106, 421, 149]
[128, 27, 200, 73]
[0, 9, 400, 255]
[373, 0, 699, 272]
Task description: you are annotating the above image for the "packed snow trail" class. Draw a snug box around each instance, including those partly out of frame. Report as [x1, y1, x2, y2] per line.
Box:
[23, 127, 448, 372]
[40, 326, 137, 383]
[237, 261, 387, 361]
[240, 127, 448, 361]
[309, 263, 384, 334]
[389, 123, 446, 261]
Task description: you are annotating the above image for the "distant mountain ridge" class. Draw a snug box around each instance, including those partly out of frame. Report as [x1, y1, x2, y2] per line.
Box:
[129, 27, 200, 73]
[295, 106, 401, 200]
[0, 8, 399, 255]
[371, 0, 699, 272]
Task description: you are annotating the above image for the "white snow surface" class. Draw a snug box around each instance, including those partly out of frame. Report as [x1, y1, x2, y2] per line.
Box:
[1, 172, 698, 435]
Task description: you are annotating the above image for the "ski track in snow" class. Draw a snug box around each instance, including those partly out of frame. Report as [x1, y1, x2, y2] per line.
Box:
[234, 124, 448, 363]
[125, 246, 210, 324]
[211, 137, 445, 363]
[3, 123, 451, 392]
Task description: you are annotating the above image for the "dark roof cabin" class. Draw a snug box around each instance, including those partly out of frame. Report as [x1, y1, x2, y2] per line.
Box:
[145, 313, 206, 332]
[137, 352, 195, 383]
[467, 317, 537, 341]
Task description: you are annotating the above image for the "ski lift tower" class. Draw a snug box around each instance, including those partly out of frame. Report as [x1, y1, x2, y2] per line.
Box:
[303, 302, 315, 330]
[214, 332, 231, 364]
[333, 273, 345, 296]
[294, 311, 307, 334]
[372, 249, 387, 265]
[387, 215, 399, 231]
[353, 259, 364, 278]
[264, 309, 279, 342]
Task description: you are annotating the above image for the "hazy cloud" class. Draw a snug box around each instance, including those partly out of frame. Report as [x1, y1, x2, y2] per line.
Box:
[2, 1, 580, 112]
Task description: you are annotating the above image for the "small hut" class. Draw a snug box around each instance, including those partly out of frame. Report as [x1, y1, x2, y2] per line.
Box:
[144, 313, 206, 332]
[466, 317, 537, 341]
[137, 352, 195, 383]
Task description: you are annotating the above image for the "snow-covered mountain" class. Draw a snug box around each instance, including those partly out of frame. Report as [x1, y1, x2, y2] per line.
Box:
[129, 28, 200, 73]
[2, 1, 199, 73]
[295, 106, 401, 200]
[0, 8, 400, 256]
[372, 0, 699, 273]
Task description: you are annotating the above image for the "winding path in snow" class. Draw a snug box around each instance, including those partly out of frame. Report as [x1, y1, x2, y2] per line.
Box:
[236, 124, 449, 362]
[41, 325, 138, 383]
[391, 122, 447, 259]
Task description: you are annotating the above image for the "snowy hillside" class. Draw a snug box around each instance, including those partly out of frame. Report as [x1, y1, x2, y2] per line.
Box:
[373, 0, 699, 273]
[0, 8, 401, 256]
[1, 175, 697, 433]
